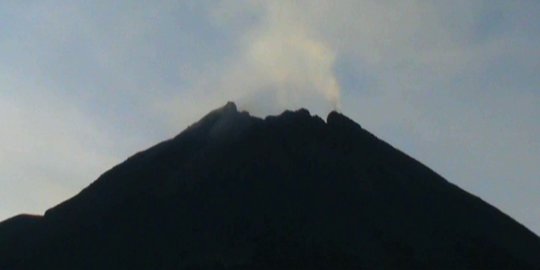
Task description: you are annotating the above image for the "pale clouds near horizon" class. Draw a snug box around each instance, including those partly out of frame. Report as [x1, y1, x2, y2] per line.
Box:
[1, 1, 539, 234]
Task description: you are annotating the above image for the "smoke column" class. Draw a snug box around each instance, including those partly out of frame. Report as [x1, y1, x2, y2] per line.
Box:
[217, 1, 342, 116]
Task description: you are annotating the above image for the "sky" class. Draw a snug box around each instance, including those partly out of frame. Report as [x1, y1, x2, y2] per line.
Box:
[1, 1, 539, 235]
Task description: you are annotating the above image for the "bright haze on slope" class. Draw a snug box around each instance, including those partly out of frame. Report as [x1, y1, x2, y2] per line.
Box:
[1, 1, 539, 234]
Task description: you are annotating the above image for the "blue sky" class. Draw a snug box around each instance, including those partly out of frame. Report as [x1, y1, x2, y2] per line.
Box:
[1, 1, 539, 234]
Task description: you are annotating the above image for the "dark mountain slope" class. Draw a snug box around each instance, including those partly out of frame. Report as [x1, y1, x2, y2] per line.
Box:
[1, 102, 539, 269]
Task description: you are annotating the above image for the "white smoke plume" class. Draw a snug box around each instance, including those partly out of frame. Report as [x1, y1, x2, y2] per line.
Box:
[191, 1, 342, 117]
[243, 2, 340, 110]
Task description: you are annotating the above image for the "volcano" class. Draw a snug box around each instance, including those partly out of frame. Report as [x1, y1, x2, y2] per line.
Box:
[1, 102, 539, 269]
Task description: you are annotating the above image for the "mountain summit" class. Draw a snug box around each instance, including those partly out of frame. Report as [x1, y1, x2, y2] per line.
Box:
[1, 103, 539, 269]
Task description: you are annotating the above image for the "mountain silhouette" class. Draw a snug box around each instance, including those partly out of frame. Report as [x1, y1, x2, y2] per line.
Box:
[1, 102, 539, 269]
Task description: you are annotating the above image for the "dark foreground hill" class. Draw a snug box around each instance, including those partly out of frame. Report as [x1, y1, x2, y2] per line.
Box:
[1, 102, 539, 269]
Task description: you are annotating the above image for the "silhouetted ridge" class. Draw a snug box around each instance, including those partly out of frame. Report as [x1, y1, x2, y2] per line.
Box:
[0, 214, 41, 243]
[327, 111, 361, 129]
[1, 102, 539, 270]
[270, 108, 312, 121]
[183, 101, 245, 137]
